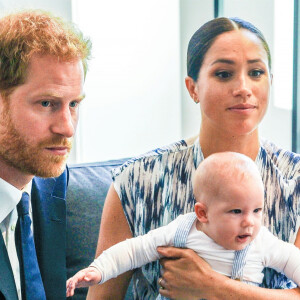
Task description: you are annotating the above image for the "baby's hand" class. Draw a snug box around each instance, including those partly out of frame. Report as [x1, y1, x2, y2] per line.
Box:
[66, 266, 102, 297]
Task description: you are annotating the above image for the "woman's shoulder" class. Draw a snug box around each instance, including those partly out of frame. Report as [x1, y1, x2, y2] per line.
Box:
[259, 139, 300, 178]
[112, 136, 198, 179]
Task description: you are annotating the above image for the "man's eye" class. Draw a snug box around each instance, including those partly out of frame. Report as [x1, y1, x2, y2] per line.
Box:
[215, 71, 232, 79]
[230, 209, 241, 214]
[249, 69, 265, 78]
[69, 101, 78, 108]
[41, 101, 51, 107]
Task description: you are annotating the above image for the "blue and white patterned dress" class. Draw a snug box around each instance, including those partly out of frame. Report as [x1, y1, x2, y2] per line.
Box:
[112, 137, 300, 299]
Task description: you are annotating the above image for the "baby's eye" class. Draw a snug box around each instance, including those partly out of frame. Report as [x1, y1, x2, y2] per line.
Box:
[253, 208, 262, 213]
[215, 71, 232, 80]
[41, 101, 51, 107]
[249, 69, 265, 78]
[230, 209, 241, 214]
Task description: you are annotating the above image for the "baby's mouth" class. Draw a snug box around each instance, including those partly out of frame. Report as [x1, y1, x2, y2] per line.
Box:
[236, 234, 251, 243]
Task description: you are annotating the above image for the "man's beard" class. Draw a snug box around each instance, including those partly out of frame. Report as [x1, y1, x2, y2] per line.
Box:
[0, 107, 72, 178]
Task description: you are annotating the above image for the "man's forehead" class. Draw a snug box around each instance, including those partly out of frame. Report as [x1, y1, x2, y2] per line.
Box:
[27, 53, 83, 68]
[24, 54, 84, 83]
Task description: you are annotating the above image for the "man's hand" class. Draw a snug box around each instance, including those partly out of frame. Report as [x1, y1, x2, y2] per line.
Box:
[157, 246, 219, 300]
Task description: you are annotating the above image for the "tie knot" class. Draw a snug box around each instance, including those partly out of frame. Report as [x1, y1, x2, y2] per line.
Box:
[17, 192, 30, 216]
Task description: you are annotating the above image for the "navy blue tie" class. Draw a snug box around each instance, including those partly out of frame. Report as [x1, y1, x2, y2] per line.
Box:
[16, 192, 46, 300]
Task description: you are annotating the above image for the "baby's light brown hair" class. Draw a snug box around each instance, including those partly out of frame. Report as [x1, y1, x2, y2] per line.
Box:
[193, 152, 264, 205]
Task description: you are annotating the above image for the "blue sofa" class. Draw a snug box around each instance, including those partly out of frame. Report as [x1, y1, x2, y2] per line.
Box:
[66, 159, 133, 299]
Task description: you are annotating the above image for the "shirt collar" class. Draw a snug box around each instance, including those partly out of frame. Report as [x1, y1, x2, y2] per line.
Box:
[0, 179, 32, 223]
[22, 181, 32, 195]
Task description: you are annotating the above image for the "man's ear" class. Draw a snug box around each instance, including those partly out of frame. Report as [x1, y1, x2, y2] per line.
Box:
[195, 202, 208, 223]
[270, 73, 273, 86]
[0, 94, 5, 114]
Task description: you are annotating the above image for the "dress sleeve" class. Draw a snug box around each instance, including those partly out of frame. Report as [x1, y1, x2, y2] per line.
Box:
[112, 161, 138, 235]
[90, 216, 181, 284]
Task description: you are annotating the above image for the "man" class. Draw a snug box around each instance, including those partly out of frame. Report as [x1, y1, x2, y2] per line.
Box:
[0, 10, 91, 300]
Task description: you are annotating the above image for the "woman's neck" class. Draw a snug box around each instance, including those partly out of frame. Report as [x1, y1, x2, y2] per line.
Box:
[199, 126, 260, 161]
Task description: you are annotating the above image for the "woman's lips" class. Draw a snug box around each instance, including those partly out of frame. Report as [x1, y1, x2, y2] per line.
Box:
[227, 103, 257, 115]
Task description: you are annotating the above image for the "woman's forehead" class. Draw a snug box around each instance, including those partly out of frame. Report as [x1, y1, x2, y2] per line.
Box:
[203, 29, 269, 66]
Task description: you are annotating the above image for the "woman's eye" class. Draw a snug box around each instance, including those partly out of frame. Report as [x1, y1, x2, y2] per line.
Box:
[215, 71, 232, 80]
[249, 69, 265, 78]
[230, 209, 241, 214]
[41, 101, 51, 107]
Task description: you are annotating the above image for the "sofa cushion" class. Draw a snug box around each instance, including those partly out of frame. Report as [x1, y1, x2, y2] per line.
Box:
[66, 159, 132, 299]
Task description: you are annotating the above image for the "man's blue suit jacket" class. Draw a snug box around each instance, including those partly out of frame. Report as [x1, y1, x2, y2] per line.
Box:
[0, 168, 68, 300]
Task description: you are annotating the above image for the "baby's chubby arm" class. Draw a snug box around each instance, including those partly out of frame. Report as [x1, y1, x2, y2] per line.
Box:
[67, 215, 181, 297]
[66, 266, 101, 297]
[262, 227, 300, 286]
[91, 217, 179, 283]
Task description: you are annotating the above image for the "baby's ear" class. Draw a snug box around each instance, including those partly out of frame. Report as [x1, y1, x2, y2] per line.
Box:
[195, 202, 208, 223]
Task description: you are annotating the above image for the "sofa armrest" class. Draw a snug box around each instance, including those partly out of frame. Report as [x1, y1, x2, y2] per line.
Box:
[66, 159, 132, 299]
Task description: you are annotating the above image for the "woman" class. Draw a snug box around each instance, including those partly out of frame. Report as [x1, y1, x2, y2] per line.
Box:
[87, 17, 300, 299]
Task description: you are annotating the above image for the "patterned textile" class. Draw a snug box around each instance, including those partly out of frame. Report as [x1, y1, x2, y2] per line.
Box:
[112, 137, 300, 299]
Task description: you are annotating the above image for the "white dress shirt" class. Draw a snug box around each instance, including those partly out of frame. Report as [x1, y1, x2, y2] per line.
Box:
[0, 179, 32, 300]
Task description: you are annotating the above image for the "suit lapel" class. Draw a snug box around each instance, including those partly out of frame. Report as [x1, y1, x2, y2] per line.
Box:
[31, 169, 68, 300]
[0, 233, 18, 300]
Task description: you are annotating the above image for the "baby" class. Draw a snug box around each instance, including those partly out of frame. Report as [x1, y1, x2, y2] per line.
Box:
[66, 152, 300, 297]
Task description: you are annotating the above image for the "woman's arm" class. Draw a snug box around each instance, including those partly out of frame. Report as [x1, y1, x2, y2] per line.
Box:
[295, 228, 300, 249]
[157, 247, 300, 300]
[86, 184, 134, 300]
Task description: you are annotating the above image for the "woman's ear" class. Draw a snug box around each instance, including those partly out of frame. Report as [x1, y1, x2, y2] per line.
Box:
[185, 76, 199, 103]
[195, 202, 208, 223]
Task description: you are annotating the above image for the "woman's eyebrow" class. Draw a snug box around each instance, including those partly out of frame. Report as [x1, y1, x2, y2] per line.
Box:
[247, 59, 264, 64]
[211, 59, 234, 66]
[211, 58, 264, 66]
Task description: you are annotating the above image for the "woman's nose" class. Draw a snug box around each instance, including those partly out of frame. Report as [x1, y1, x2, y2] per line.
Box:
[232, 75, 252, 99]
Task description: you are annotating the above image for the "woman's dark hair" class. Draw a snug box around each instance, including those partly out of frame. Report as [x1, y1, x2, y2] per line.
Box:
[187, 17, 271, 81]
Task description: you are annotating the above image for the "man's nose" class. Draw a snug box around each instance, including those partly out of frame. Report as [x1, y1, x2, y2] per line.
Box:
[50, 106, 77, 138]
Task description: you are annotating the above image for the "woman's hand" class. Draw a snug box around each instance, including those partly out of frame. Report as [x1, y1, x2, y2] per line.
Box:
[157, 246, 221, 300]
[157, 246, 300, 300]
